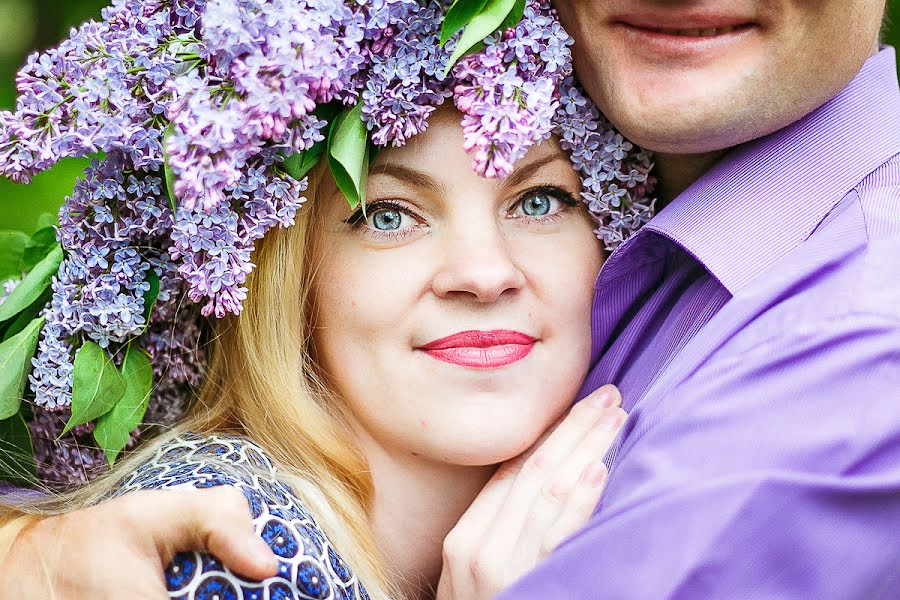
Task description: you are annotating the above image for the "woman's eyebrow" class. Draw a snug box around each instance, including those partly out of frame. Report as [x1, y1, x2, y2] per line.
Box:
[503, 154, 569, 188]
[369, 164, 443, 194]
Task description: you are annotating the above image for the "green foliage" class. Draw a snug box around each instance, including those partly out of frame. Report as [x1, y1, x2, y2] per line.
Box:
[0, 317, 44, 420]
[163, 122, 178, 212]
[0, 231, 29, 279]
[442, 0, 520, 75]
[440, 0, 490, 46]
[283, 140, 327, 181]
[141, 268, 160, 328]
[327, 102, 370, 210]
[0, 244, 62, 324]
[0, 413, 37, 486]
[64, 340, 127, 435]
[22, 225, 59, 271]
[93, 343, 153, 465]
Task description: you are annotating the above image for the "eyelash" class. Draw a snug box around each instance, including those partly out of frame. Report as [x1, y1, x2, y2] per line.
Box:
[345, 200, 426, 242]
[507, 185, 579, 225]
[344, 185, 579, 240]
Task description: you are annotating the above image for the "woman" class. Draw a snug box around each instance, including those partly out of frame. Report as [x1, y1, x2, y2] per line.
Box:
[0, 1, 653, 598]
[2, 108, 624, 600]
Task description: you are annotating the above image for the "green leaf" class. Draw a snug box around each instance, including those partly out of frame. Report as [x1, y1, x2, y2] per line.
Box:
[94, 344, 153, 466]
[1, 287, 51, 342]
[0, 413, 37, 487]
[283, 139, 326, 181]
[163, 122, 178, 213]
[64, 341, 127, 435]
[498, 0, 526, 33]
[22, 226, 59, 271]
[0, 244, 62, 325]
[0, 231, 28, 280]
[443, 0, 518, 76]
[0, 317, 44, 420]
[142, 268, 160, 325]
[36, 212, 58, 230]
[327, 103, 370, 210]
[440, 0, 490, 46]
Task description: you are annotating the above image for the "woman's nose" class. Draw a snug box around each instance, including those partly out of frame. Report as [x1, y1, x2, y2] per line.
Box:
[431, 221, 526, 303]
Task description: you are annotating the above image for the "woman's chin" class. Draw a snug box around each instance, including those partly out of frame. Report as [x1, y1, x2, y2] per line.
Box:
[422, 424, 550, 467]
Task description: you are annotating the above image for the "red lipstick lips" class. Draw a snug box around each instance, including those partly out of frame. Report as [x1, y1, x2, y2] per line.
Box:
[417, 330, 536, 369]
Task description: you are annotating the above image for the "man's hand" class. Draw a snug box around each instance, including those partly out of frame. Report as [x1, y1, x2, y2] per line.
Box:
[0, 486, 278, 599]
[436, 384, 626, 600]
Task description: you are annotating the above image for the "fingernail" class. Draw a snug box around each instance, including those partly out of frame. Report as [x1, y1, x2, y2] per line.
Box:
[251, 538, 277, 568]
[588, 388, 614, 408]
[582, 460, 608, 487]
[608, 410, 626, 428]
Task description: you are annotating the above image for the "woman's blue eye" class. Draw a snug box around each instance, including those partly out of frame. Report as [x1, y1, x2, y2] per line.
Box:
[371, 208, 402, 230]
[513, 188, 574, 219]
[522, 194, 553, 216]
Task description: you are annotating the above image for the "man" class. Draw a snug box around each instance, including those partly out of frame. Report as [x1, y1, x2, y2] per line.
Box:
[3, 0, 899, 598]
[493, 0, 900, 597]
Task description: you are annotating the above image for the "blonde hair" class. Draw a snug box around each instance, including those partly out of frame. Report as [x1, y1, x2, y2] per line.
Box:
[2, 165, 402, 599]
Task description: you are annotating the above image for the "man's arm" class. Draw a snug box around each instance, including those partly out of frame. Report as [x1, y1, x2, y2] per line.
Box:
[498, 313, 900, 599]
[0, 488, 277, 599]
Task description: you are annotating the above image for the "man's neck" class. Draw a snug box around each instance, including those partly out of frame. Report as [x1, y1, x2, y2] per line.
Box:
[653, 150, 728, 208]
[360, 435, 495, 599]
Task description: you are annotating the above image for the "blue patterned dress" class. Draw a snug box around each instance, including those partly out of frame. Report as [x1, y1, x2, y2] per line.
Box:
[113, 432, 371, 600]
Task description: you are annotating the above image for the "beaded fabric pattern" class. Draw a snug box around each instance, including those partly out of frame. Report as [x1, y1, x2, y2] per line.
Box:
[113, 432, 369, 600]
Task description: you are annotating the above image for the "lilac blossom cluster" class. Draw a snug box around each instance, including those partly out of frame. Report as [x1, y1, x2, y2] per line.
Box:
[1, 0, 655, 487]
[0, 0, 206, 183]
[165, 0, 368, 211]
[29, 406, 109, 488]
[555, 78, 656, 247]
[452, 0, 572, 178]
[170, 154, 307, 317]
[360, 1, 454, 145]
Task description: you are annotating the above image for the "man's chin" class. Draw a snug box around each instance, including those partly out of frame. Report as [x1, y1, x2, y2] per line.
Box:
[609, 107, 751, 156]
[598, 79, 768, 155]
[589, 53, 779, 153]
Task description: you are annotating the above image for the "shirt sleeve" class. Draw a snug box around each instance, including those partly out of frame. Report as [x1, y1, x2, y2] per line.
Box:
[498, 313, 900, 599]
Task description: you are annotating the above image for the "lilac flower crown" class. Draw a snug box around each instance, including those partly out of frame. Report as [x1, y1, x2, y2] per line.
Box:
[0, 0, 655, 488]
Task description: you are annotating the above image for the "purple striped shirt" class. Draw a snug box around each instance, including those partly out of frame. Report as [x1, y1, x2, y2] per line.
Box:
[500, 47, 900, 599]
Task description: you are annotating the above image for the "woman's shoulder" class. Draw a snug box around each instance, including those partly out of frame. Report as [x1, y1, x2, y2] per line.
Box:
[116, 432, 281, 495]
[114, 432, 370, 600]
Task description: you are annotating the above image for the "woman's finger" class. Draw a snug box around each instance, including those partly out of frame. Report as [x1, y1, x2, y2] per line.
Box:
[540, 458, 610, 558]
[476, 386, 620, 562]
[515, 405, 626, 562]
[541, 404, 625, 507]
[516, 385, 621, 479]
[445, 384, 621, 563]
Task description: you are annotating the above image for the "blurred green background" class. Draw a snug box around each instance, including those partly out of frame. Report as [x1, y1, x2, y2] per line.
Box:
[1, 0, 899, 234]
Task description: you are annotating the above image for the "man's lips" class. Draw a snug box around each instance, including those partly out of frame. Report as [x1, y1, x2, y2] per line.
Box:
[611, 14, 758, 58]
[614, 11, 755, 32]
[630, 25, 749, 37]
[417, 330, 537, 369]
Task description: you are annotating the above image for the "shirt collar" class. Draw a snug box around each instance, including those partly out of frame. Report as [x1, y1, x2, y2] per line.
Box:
[642, 46, 900, 294]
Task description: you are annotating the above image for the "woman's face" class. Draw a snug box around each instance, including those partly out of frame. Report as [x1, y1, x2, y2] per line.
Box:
[312, 110, 603, 466]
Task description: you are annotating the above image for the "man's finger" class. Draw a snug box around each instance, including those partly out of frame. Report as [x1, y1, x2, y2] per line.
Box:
[125, 487, 278, 581]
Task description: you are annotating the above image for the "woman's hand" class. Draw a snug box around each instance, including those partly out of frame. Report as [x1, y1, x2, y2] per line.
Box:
[0, 486, 278, 599]
[436, 384, 626, 600]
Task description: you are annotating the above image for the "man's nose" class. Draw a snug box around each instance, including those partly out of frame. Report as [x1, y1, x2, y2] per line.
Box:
[430, 220, 527, 303]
